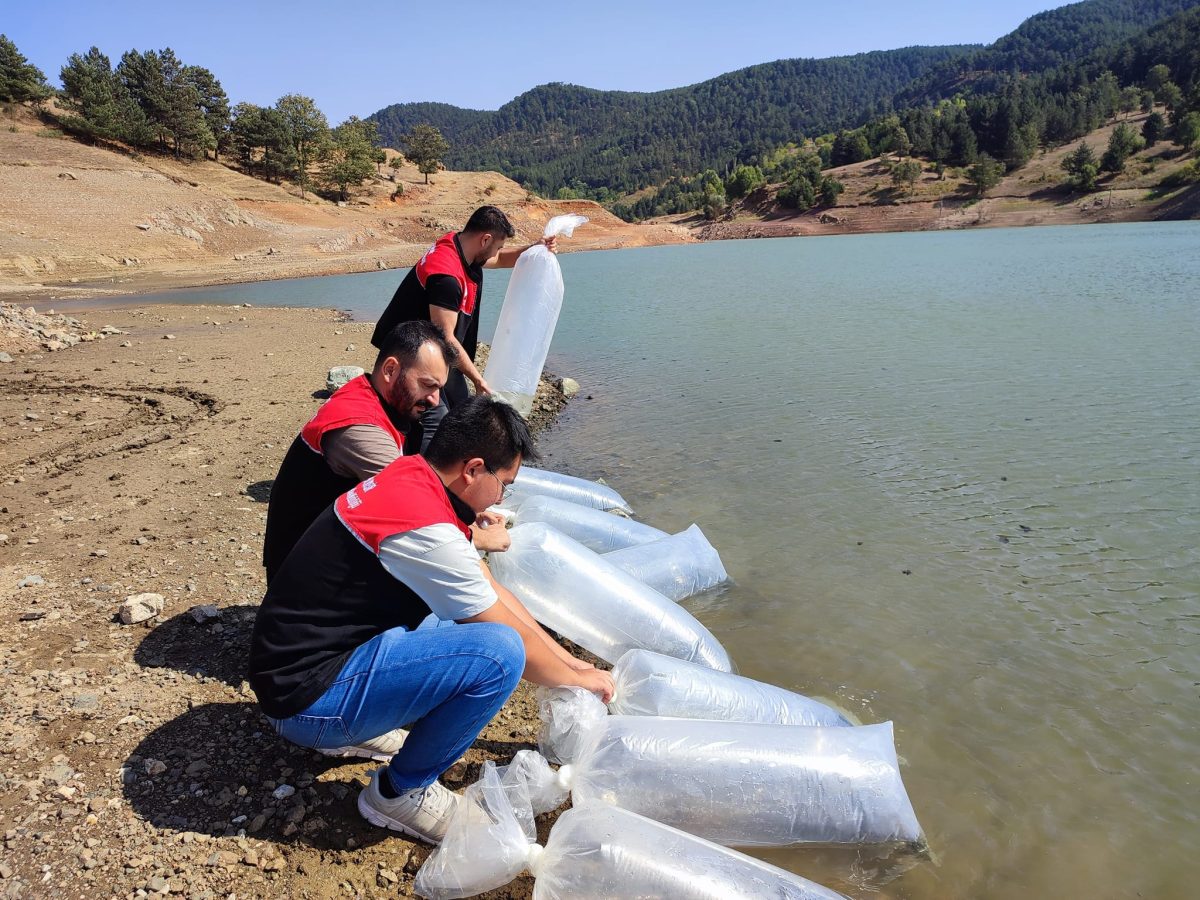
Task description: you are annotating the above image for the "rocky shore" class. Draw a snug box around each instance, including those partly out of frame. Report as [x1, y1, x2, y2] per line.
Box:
[0, 303, 569, 899]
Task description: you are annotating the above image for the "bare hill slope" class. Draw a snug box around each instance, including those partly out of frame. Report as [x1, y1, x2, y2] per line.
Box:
[0, 105, 690, 299]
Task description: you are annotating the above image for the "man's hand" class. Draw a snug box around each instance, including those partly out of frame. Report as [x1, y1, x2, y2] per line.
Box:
[571, 667, 615, 704]
[542, 235, 558, 254]
[470, 520, 510, 553]
[476, 510, 507, 528]
[472, 375, 491, 396]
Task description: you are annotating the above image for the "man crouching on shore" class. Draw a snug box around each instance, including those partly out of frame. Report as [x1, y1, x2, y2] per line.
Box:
[246, 396, 614, 843]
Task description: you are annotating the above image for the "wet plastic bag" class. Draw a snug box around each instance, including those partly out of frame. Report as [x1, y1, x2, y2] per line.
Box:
[483, 214, 588, 416]
[488, 522, 731, 671]
[538, 688, 923, 847]
[608, 649, 851, 726]
[508, 467, 632, 514]
[414, 752, 847, 900]
[512, 494, 666, 553]
[602, 524, 729, 601]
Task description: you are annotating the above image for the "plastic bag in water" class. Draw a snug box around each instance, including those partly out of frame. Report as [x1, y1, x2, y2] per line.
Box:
[508, 466, 632, 514]
[513, 494, 666, 553]
[608, 649, 851, 726]
[538, 688, 922, 847]
[602, 524, 729, 601]
[483, 214, 587, 416]
[488, 522, 731, 671]
[414, 751, 847, 900]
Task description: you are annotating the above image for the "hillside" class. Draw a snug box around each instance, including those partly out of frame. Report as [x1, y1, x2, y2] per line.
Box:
[895, 0, 1200, 104]
[369, 0, 1200, 199]
[0, 105, 689, 300]
[371, 45, 974, 196]
[673, 109, 1200, 240]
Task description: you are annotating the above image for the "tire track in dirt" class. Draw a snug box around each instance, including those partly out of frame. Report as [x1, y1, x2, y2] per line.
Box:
[0, 376, 223, 478]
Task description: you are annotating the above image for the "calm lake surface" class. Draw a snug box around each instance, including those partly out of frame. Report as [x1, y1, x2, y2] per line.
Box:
[127, 222, 1199, 898]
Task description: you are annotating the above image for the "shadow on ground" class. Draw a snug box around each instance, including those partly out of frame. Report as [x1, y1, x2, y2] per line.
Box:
[134, 607, 257, 687]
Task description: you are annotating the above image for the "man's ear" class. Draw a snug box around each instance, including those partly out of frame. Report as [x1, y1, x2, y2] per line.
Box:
[380, 355, 400, 383]
[463, 456, 486, 481]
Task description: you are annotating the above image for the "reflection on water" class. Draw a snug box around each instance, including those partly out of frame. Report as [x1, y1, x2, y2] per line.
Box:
[107, 222, 1199, 898]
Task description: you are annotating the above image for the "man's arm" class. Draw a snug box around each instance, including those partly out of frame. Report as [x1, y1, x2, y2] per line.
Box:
[483, 236, 558, 269]
[462, 598, 613, 701]
[428, 305, 488, 395]
[478, 559, 593, 671]
[322, 425, 402, 480]
[377, 528, 613, 701]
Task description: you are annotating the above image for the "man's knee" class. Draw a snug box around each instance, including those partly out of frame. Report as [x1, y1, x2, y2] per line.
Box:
[471, 622, 525, 689]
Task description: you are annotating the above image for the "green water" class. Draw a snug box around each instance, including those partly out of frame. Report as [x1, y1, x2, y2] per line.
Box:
[120, 222, 1200, 898]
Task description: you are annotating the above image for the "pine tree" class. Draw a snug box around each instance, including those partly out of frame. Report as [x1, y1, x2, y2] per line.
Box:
[404, 124, 450, 184]
[0, 34, 51, 103]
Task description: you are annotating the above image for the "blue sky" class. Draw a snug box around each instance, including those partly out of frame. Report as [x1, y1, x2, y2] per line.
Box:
[7, 1, 1061, 124]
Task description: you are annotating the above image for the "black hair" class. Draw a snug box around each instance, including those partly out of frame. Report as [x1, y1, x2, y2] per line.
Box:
[372, 319, 456, 371]
[463, 205, 515, 239]
[425, 395, 540, 471]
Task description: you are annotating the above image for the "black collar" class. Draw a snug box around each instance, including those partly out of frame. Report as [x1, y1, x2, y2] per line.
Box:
[453, 233, 484, 284]
[443, 481, 477, 527]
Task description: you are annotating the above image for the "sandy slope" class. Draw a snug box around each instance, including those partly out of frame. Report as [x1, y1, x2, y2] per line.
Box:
[0, 105, 691, 301]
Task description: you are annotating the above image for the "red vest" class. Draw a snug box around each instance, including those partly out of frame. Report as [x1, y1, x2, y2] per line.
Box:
[415, 232, 479, 316]
[336, 455, 471, 555]
[300, 375, 405, 456]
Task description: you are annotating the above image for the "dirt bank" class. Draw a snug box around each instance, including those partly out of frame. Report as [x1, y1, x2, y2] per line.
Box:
[0, 103, 692, 304]
[0, 303, 576, 898]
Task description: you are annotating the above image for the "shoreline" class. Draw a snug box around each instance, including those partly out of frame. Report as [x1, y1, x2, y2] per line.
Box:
[0, 301, 562, 898]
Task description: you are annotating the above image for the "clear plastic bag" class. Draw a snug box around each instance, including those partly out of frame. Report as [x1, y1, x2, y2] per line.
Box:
[509, 467, 633, 514]
[483, 214, 587, 416]
[488, 522, 731, 671]
[538, 688, 922, 847]
[513, 494, 666, 553]
[602, 524, 729, 601]
[608, 649, 851, 726]
[414, 751, 847, 900]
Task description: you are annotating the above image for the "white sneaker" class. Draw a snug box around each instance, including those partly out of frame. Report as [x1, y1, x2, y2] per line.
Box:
[357, 767, 459, 844]
[319, 728, 408, 762]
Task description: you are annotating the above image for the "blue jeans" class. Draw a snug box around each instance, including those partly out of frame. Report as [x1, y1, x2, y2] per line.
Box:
[269, 622, 524, 792]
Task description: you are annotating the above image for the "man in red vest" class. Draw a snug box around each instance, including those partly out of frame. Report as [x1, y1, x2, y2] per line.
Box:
[248, 396, 613, 844]
[371, 206, 556, 452]
[262, 320, 456, 583]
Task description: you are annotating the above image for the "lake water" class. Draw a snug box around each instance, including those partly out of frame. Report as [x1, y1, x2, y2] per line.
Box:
[124, 222, 1199, 898]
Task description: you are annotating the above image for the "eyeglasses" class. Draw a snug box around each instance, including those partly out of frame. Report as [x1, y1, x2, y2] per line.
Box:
[485, 467, 514, 503]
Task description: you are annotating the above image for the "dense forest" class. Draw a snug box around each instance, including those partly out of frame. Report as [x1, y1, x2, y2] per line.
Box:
[369, 0, 1200, 202]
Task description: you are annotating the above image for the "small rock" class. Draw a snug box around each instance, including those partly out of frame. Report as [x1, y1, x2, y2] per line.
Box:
[188, 604, 222, 623]
[144, 759, 167, 776]
[271, 784, 295, 800]
[19, 611, 46, 621]
[559, 376, 580, 398]
[18, 575, 45, 588]
[345, 343, 356, 352]
[163, 334, 176, 340]
[119, 592, 164, 624]
[145, 875, 169, 892]
[241, 850, 259, 866]
[120, 341, 132, 348]
[0, 352, 13, 363]
[325, 365, 364, 393]
[100, 325, 122, 335]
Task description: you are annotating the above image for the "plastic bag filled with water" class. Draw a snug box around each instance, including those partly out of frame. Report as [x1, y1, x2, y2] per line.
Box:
[488, 522, 731, 671]
[414, 752, 847, 900]
[512, 494, 665, 553]
[609, 649, 850, 726]
[539, 688, 923, 847]
[482, 213, 588, 416]
[602, 524, 729, 601]
[508, 466, 632, 514]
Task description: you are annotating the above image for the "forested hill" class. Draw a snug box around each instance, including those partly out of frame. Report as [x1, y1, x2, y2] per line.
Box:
[894, 0, 1200, 104]
[371, 46, 973, 196]
[369, 0, 1200, 199]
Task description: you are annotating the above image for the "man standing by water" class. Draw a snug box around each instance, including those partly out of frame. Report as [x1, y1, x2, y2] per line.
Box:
[371, 205, 556, 452]
[261, 321, 457, 582]
[248, 396, 613, 844]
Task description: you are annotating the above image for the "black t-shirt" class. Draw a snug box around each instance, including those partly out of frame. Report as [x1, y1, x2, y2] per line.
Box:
[371, 234, 484, 361]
